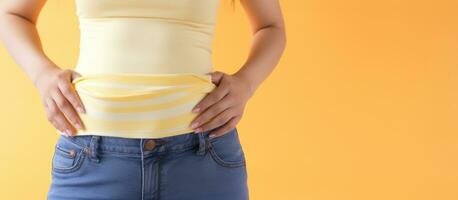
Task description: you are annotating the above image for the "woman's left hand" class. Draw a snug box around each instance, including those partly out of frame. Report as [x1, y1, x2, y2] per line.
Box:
[190, 71, 255, 138]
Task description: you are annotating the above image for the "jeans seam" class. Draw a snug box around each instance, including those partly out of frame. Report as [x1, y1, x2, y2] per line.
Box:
[52, 150, 87, 173]
[140, 138, 145, 200]
[207, 145, 246, 168]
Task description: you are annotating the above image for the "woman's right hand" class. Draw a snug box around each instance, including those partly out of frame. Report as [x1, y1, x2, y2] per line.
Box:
[34, 67, 86, 137]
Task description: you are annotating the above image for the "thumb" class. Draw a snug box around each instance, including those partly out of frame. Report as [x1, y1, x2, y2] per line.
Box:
[208, 71, 224, 85]
[70, 70, 82, 83]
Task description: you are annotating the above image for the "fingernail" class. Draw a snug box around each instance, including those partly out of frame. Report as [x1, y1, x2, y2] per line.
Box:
[65, 129, 73, 136]
[192, 107, 200, 113]
[209, 134, 216, 138]
[190, 122, 199, 129]
[61, 130, 69, 137]
[194, 128, 203, 133]
[75, 123, 83, 130]
[77, 106, 85, 114]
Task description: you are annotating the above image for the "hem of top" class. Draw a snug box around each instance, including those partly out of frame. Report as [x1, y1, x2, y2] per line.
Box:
[59, 128, 199, 139]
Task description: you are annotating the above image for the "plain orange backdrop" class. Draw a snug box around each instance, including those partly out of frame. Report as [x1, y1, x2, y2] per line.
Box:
[1, 0, 458, 200]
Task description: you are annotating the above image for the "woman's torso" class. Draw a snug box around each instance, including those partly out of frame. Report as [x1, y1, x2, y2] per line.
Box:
[67, 0, 220, 138]
[74, 0, 220, 75]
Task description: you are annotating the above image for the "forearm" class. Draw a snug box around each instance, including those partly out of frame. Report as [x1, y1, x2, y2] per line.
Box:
[0, 11, 59, 87]
[233, 24, 286, 95]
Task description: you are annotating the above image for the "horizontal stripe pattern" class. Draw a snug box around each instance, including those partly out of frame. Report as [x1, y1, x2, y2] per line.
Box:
[57, 73, 216, 138]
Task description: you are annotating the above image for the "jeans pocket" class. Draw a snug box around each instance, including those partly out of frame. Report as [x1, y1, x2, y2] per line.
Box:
[52, 136, 87, 174]
[207, 127, 246, 168]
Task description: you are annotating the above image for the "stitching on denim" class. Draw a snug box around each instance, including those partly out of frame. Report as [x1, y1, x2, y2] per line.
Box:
[208, 128, 236, 143]
[158, 145, 200, 162]
[157, 145, 196, 156]
[140, 138, 145, 200]
[62, 136, 200, 158]
[96, 151, 144, 158]
[62, 136, 88, 149]
[52, 149, 87, 174]
[154, 155, 162, 200]
[208, 145, 246, 168]
[93, 143, 196, 156]
[206, 128, 245, 168]
[52, 149, 85, 172]
[55, 145, 76, 159]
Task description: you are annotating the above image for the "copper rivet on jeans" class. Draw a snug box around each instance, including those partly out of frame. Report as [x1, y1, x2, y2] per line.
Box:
[69, 149, 76, 157]
[144, 140, 156, 151]
[83, 147, 90, 155]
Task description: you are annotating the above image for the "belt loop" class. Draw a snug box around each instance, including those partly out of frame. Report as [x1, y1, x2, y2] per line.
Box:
[195, 132, 208, 156]
[89, 135, 101, 163]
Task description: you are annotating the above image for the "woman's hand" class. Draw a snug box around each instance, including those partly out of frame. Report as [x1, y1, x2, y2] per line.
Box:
[34, 67, 86, 137]
[190, 71, 255, 138]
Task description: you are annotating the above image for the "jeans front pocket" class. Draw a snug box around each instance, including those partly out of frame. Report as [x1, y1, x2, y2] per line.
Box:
[52, 136, 87, 174]
[207, 127, 246, 168]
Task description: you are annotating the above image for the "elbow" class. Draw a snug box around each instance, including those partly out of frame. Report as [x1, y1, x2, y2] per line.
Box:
[0, 5, 38, 26]
[273, 23, 287, 51]
[6, 11, 38, 25]
[255, 22, 287, 48]
[0, 3, 35, 26]
[279, 25, 287, 50]
[275, 21, 287, 48]
[272, 23, 287, 56]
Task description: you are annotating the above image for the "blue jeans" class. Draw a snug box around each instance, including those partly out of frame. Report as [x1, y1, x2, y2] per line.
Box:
[47, 128, 249, 200]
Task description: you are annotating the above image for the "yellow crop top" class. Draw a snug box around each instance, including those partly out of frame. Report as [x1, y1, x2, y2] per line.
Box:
[57, 0, 220, 138]
[74, 0, 220, 75]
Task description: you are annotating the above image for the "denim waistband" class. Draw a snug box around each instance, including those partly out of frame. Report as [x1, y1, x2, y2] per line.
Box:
[61, 129, 214, 160]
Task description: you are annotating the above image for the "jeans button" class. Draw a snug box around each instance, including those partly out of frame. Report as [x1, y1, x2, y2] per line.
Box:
[144, 140, 156, 151]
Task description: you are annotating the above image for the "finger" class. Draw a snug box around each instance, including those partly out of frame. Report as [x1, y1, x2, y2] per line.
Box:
[45, 97, 74, 136]
[52, 120, 70, 137]
[51, 89, 84, 132]
[208, 116, 241, 138]
[190, 95, 233, 130]
[57, 76, 85, 114]
[192, 72, 225, 113]
[70, 70, 82, 81]
[44, 98, 68, 137]
[192, 79, 230, 113]
[207, 71, 224, 85]
[195, 107, 235, 133]
[51, 98, 77, 136]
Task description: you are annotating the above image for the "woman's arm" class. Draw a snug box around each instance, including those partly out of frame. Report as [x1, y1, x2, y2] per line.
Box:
[190, 0, 286, 137]
[0, 0, 56, 85]
[234, 0, 287, 94]
[0, 0, 86, 136]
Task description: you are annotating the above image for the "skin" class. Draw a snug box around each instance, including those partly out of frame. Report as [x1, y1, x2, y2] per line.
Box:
[0, 0, 286, 138]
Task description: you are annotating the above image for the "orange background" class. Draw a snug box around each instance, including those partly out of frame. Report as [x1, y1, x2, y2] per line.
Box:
[1, 0, 457, 199]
